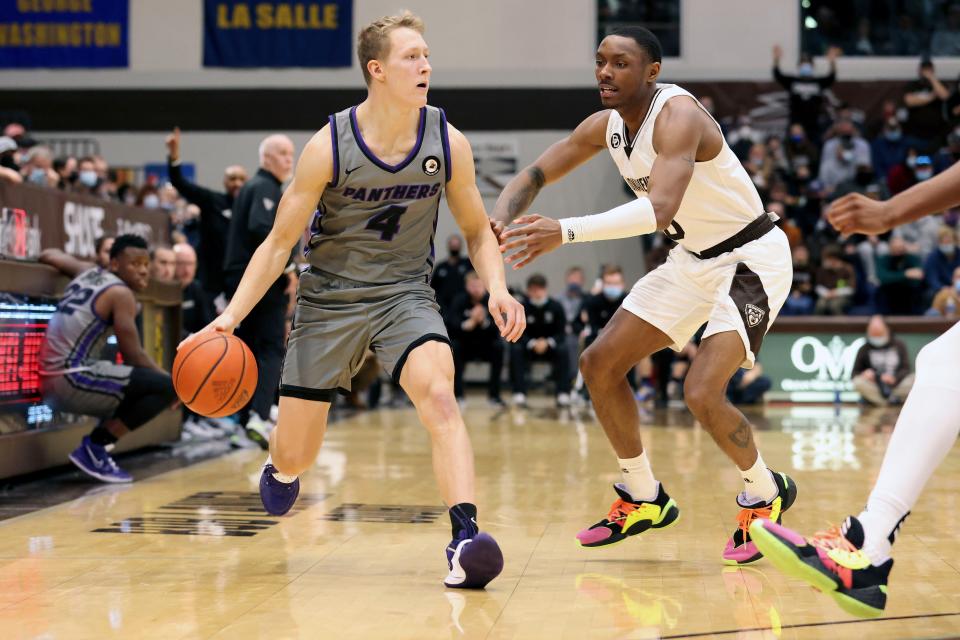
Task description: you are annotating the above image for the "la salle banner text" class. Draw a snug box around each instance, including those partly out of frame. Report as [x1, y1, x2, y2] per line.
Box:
[204, 1, 352, 68]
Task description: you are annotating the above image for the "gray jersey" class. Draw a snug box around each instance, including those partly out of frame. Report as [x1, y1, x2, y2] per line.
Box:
[40, 267, 126, 373]
[305, 105, 451, 285]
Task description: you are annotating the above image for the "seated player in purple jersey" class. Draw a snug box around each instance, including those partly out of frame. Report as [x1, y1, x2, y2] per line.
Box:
[38, 235, 176, 483]
[188, 12, 525, 589]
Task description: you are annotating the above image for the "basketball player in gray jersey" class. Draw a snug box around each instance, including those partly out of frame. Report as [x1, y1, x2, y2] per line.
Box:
[39, 235, 177, 483]
[190, 12, 525, 589]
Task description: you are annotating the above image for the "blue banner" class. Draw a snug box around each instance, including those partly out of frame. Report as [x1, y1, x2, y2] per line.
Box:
[0, 0, 128, 68]
[204, 1, 352, 68]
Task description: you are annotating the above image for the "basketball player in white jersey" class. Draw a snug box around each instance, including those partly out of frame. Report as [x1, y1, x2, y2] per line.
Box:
[749, 160, 960, 618]
[492, 27, 797, 565]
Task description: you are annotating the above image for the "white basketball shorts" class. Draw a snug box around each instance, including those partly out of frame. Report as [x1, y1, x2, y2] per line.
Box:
[622, 224, 791, 369]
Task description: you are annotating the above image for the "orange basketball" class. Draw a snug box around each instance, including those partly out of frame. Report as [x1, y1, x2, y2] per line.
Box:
[173, 332, 258, 418]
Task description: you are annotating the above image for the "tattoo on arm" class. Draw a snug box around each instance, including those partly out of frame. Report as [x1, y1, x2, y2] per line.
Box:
[727, 417, 753, 449]
[506, 166, 546, 218]
[681, 154, 696, 168]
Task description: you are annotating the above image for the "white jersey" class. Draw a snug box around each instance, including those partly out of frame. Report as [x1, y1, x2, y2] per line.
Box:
[606, 83, 765, 254]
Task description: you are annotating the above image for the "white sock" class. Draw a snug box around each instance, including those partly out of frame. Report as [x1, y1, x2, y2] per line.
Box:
[265, 456, 297, 484]
[740, 452, 778, 504]
[618, 451, 658, 502]
[854, 325, 960, 566]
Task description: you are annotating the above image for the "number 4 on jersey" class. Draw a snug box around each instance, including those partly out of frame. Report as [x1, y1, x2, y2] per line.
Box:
[366, 205, 407, 241]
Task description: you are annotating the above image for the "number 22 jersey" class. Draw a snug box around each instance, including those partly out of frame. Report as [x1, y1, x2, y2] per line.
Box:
[306, 105, 452, 285]
[40, 267, 127, 374]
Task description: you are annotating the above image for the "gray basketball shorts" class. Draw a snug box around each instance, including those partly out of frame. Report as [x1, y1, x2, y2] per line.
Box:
[279, 269, 450, 402]
[40, 360, 134, 417]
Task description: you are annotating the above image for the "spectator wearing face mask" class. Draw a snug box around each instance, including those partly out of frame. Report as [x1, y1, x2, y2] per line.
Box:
[819, 119, 871, 195]
[785, 123, 821, 175]
[727, 115, 760, 162]
[557, 265, 586, 378]
[903, 59, 950, 153]
[930, 266, 960, 318]
[20, 146, 57, 188]
[509, 273, 570, 408]
[430, 234, 473, 314]
[872, 118, 921, 183]
[851, 315, 914, 407]
[934, 128, 960, 174]
[888, 152, 936, 197]
[923, 227, 960, 293]
[876, 236, 925, 315]
[575, 265, 627, 351]
[772, 45, 840, 142]
[72, 156, 102, 197]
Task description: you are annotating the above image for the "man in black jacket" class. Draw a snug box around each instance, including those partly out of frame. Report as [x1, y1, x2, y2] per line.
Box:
[431, 234, 473, 313]
[510, 273, 570, 407]
[166, 127, 248, 308]
[223, 134, 296, 448]
[446, 271, 504, 406]
[772, 44, 840, 142]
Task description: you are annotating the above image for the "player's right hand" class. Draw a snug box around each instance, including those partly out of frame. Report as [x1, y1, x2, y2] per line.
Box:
[488, 288, 526, 343]
[178, 313, 238, 350]
[826, 192, 896, 236]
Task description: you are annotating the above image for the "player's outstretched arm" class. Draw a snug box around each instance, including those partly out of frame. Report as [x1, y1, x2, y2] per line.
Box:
[490, 110, 609, 228]
[829, 160, 960, 236]
[38, 249, 95, 278]
[186, 127, 332, 343]
[445, 125, 526, 343]
[499, 99, 701, 269]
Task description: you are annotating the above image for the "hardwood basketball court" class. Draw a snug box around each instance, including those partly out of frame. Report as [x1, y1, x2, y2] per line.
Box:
[2, 403, 958, 639]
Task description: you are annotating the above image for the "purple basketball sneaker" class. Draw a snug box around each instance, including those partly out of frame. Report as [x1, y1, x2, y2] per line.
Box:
[259, 463, 300, 516]
[68, 436, 132, 483]
[443, 507, 503, 589]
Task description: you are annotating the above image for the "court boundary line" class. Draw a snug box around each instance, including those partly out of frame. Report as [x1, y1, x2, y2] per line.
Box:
[659, 610, 960, 638]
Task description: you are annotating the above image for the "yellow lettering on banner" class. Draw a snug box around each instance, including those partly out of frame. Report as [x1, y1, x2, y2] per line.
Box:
[256, 3, 272, 28]
[234, 3, 250, 28]
[9, 23, 21, 46]
[56, 23, 67, 44]
[81, 0, 92, 12]
[108, 22, 118, 46]
[16, 0, 29, 13]
[324, 3, 337, 28]
[294, 4, 306, 28]
[274, 4, 292, 28]
[217, 4, 228, 28]
[0, 25, 6, 46]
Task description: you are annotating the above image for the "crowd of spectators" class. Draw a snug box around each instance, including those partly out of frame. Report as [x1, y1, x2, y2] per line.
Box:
[711, 50, 960, 320]
[6, 44, 960, 410]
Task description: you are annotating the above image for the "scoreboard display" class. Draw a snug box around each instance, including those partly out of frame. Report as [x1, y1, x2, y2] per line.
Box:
[0, 296, 57, 432]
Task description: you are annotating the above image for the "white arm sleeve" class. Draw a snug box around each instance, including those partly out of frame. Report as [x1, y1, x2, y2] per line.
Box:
[559, 197, 658, 244]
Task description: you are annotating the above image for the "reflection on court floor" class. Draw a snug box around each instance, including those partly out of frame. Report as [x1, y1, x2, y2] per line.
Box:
[1, 401, 959, 639]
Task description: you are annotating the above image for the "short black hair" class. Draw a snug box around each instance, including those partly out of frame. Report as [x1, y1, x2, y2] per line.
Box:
[526, 273, 548, 289]
[607, 26, 662, 63]
[109, 234, 148, 260]
[94, 235, 114, 253]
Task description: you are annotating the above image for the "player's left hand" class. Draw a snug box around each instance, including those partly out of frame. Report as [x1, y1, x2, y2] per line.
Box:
[488, 288, 526, 342]
[500, 214, 562, 269]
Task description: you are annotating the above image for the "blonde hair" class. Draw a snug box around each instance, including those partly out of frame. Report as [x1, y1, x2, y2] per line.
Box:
[357, 11, 425, 85]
